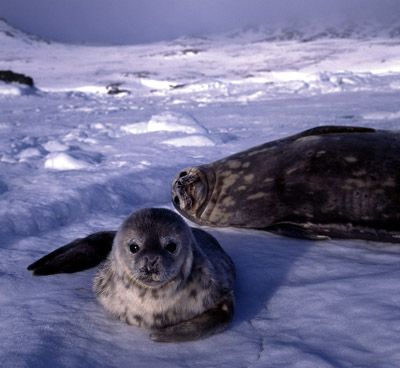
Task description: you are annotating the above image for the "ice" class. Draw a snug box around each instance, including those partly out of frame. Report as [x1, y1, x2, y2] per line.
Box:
[362, 111, 400, 120]
[121, 122, 149, 135]
[18, 147, 44, 159]
[122, 112, 208, 136]
[42, 140, 69, 152]
[140, 78, 178, 90]
[44, 152, 93, 170]
[74, 86, 107, 94]
[0, 82, 35, 96]
[162, 135, 215, 147]
[1, 18, 400, 368]
[147, 112, 207, 134]
[121, 111, 212, 148]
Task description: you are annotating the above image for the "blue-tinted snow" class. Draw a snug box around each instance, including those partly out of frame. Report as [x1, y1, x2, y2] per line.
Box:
[0, 19, 400, 368]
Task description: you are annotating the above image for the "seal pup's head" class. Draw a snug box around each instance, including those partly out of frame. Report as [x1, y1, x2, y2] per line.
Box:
[112, 208, 194, 289]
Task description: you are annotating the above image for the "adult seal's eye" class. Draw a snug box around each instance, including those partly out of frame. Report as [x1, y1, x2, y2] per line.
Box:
[165, 242, 177, 254]
[129, 241, 140, 254]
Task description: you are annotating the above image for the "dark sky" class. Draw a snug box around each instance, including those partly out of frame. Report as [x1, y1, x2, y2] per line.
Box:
[1, 0, 399, 44]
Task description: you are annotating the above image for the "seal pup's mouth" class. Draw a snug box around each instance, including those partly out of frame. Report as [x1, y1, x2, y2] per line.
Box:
[135, 259, 172, 287]
[139, 273, 165, 285]
[135, 271, 170, 288]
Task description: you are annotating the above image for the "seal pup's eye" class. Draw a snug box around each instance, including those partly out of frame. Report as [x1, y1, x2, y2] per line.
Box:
[129, 241, 140, 254]
[165, 242, 177, 254]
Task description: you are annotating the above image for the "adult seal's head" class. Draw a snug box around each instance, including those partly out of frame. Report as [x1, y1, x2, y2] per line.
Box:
[93, 208, 235, 342]
[172, 166, 215, 224]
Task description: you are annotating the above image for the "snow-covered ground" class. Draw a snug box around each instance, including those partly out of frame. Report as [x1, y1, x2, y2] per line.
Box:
[1, 19, 400, 367]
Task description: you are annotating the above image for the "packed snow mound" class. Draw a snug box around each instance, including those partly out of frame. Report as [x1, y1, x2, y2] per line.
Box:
[139, 78, 179, 90]
[44, 150, 102, 170]
[147, 111, 208, 134]
[122, 111, 207, 135]
[0, 81, 36, 96]
[18, 147, 45, 160]
[121, 111, 214, 146]
[42, 140, 69, 152]
[162, 135, 215, 147]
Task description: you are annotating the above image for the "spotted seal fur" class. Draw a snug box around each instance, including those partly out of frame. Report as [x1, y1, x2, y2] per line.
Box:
[172, 126, 400, 243]
[28, 208, 235, 342]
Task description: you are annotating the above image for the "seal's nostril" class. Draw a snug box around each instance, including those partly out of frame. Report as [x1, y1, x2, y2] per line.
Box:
[174, 196, 180, 205]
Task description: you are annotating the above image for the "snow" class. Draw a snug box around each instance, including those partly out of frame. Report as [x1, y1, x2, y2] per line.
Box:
[162, 135, 215, 147]
[1, 18, 400, 367]
[44, 152, 97, 171]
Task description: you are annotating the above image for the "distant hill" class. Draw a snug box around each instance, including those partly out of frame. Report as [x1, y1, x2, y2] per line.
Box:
[0, 18, 51, 46]
[1, 16, 400, 48]
[226, 21, 400, 43]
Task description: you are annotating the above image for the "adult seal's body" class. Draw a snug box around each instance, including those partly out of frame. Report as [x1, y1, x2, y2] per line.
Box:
[28, 208, 235, 342]
[172, 126, 400, 243]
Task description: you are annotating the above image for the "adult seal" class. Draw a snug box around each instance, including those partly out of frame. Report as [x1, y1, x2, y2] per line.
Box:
[172, 126, 400, 243]
[28, 208, 235, 342]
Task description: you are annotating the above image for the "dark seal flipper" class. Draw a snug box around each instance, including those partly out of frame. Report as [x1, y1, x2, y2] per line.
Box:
[266, 222, 330, 240]
[27, 231, 116, 276]
[267, 221, 400, 243]
[149, 294, 234, 343]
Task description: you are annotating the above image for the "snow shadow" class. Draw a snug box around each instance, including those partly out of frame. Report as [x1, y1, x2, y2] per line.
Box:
[0, 165, 177, 239]
[211, 228, 311, 329]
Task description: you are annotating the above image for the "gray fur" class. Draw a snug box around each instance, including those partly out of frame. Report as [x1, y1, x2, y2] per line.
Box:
[93, 208, 235, 342]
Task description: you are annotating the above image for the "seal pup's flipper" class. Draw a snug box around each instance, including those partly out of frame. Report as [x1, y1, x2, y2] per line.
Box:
[149, 295, 234, 343]
[27, 231, 116, 276]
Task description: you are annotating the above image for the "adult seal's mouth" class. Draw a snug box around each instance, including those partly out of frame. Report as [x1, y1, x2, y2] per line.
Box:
[172, 171, 202, 212]
[171, 166, 215, 221]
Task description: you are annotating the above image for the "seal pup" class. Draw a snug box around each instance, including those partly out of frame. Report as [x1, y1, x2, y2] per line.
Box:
[172, 126, 400, 243]
[28, 208, 235, 343]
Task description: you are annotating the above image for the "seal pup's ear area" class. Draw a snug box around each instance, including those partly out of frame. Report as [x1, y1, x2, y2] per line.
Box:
[149, 295, 234, 343]
[27, 231, 116, 276]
